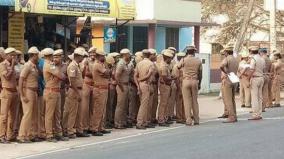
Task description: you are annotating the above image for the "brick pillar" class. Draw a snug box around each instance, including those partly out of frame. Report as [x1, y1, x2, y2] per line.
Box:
[194, 26, 200, 52]
[148, 24, 156, 49]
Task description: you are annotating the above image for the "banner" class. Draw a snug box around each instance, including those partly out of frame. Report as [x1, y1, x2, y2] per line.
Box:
[8, 12, 25, 52]
[15, 0, 136, 19]
[104, 27, 116, 43]
[15, 0, 117, 17]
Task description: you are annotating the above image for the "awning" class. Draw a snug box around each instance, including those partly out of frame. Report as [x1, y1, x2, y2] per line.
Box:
[0, 0, 15, 6]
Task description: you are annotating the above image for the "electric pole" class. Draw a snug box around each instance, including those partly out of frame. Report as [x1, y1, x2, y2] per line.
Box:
[270, 0, 277, 52]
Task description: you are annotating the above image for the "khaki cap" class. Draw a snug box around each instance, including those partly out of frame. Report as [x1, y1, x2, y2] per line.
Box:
[16, 50, 23, 55]
[168, 47, 177, 52]
[120, 48, 131, 54]
[148, 49, 157, 55]
[186, 45, 197, 51]
[106, 55, 115, 65]
[162, 49, 174, 58]
[82, 44, 89, 49]
[274, 50, 281, 55]
[0, 47, 4, 54]
[74, 48, 85, 56]
[41, 48, 54, 56]
[142, 49, 150, 54]
[4, 47, 16, 54]
[240, 50, 249, 58]
[88, 46, 97, 53]
[68, 53, 74, 60]
[84, 51, 89, 57]
[54, 49, 63, 56]
[109, 52, 120, 57]
[28, 46, 40, 54]
[249, 46, 259, 51]
[176, 52, 186, 57]
[135, 51, 143, 57]
[223, 46, 234, 51]
[96, 50, 105, 56]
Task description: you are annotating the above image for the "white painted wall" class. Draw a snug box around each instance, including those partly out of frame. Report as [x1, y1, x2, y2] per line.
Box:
[154, 0, 201, 22]
[136, 0, 201, 22]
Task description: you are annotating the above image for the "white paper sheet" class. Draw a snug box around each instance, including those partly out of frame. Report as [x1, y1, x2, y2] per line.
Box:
[228, 72, 240, 83]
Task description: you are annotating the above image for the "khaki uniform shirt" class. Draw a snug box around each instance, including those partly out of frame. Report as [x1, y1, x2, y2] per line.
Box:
[116, 59, 130, 84]
[159, 60, 171, 84]
[20, 60, 39, 88]
[44, 61, 65, 88]
[81, 58, 96, 84]
[0, 60, 17, 88]
[149, 62, 159, 84]
[250, 54, 265, 77]
[93, 60, 109, 86]
[67, 60, 83, 88]
[178, 55, 202, 80]
[221, 55, 238, 79]
[136, 58, 154, 82]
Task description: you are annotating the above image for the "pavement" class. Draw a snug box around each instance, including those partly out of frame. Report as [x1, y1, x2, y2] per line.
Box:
[1, 95, 283, 159]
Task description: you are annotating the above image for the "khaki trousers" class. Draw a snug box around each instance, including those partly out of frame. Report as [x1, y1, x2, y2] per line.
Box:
[0, 89, 17, 140]
[137, 82, 150, 126]
[62, 89, 81, 135]
[18, 89, 38, 140]
[176, 86, 185, 122]
[182, 80, 199, 124]
[91, 88, 108, 132]
[262, 76, 270, 109]
[167, 83, 177, 118]
[44, 91, 62, 138]
[272, 75, 281, 104]
[150, 84, 158, 122]
[114, 84, 129, 127]
[60, 88, 66, 121]
[221, 85, 229, 116]
[239, 78, 251, 107]
[158, 83, 171, 124]
[128, 84, 139, 124]
[13, 94, 22, 134]
[78, 83, 93, 133]
[222, 79, 237, 120]
[251, 77, 264, 117]
[105, 85, 116, 125]
[267, 78, 273, 107]
[38, 96, 45, 138]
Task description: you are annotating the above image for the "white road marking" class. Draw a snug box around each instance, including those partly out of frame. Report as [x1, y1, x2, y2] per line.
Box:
[16, 114, 284, 159]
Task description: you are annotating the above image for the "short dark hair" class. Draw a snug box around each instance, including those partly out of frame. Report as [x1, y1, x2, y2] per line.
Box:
[226, 50, 233, 55]
[186, 49, 195, 55]
[251, 50, 259, 54]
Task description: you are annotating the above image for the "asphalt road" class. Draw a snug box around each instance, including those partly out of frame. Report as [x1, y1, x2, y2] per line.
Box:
[22, 107, 284, 159]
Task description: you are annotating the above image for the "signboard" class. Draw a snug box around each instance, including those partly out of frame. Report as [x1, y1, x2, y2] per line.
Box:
[104, 27, 116, 43]
[15, 0, 117, 17]
[0, 0, 15, 6]
[8, 12, 25, 52]
[264, 0, 284, 11]
[117, 0, 136, 19]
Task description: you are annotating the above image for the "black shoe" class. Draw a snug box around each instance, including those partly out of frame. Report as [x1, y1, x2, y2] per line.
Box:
[92, 132, 104, 136]
[241, 104, 245, 108]
[194, 122, 200, 125]
[76, 133, 90, 137]
[146, 124, 155, 128]
[100, 130, 111, 134]
[125, 123, 134, 128]
[0, 138, 10, 144]
[68, 134, 76, 139]
[136, 125, 146, 130]
[46, 138, 58, 143]
[218, 114, 228, 118]
[166, 121, 174, 124]
[159, 123, 170, 127]
[274, 104, 281, 107]
[114, 126, 126, 129]
[18, 139, 32, 144]
[55, 136, 69, 141]
[176, 120, 186, 124]
[31, 137, 41, 142]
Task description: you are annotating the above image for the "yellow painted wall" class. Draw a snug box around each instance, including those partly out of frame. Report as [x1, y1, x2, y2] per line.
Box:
[92, 24, 104, 51]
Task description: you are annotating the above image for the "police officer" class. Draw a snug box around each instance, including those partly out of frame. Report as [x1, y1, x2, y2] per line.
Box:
[135, 49, 154, 129]
[237, 50, 251, 108]
[248, 46, 265, 120]
[91, 50, 111, 136]
[157, 49, 174, 127]
[18, 46, 40, 143]
[173, 52, 186, 124]
[177, 46, 202, 125]
[259, 49, 272, 110]
[271, 51, 283, 108]
[0, 48, 18, 143]
[62, 48, 86, 139]
[148, 49, 159, 125]
[220, 46, 239, 123]
[114, 49, 131, 129]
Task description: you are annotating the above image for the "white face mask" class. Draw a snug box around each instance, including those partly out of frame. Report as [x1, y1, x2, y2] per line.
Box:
[195, 53, 199, 58]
